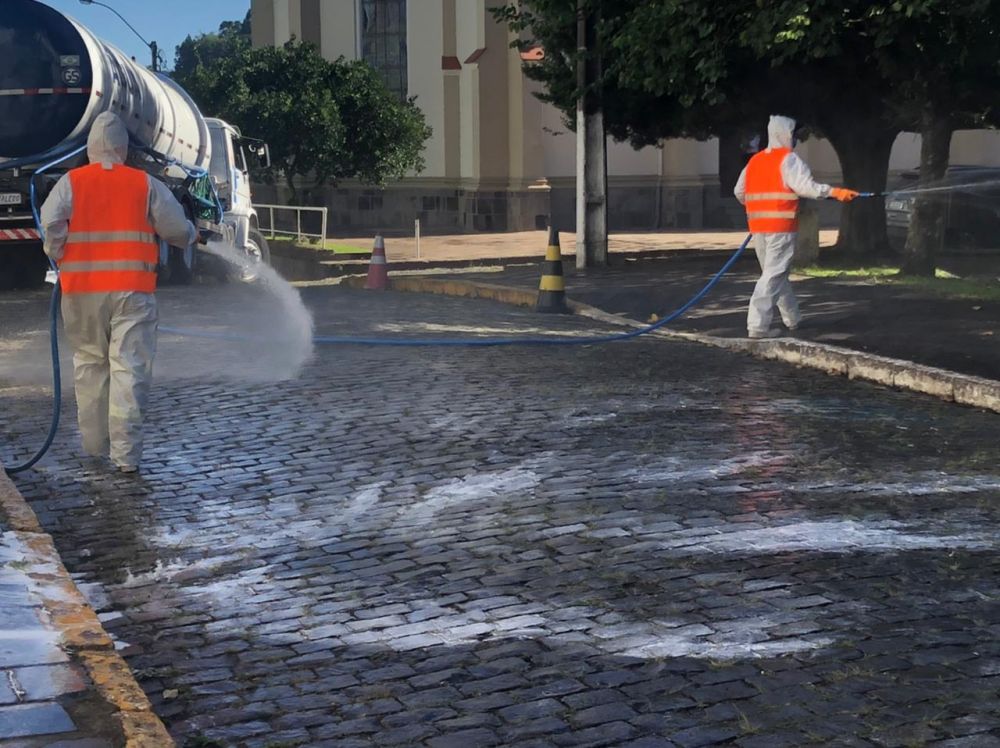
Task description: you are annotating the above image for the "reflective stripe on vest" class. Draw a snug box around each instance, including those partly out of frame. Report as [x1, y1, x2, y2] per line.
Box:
[62, 163, 158, 294]
[744, 148, 798, 234]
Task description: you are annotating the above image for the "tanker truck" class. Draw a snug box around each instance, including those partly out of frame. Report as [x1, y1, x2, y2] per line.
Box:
[0, 0, 272, 289]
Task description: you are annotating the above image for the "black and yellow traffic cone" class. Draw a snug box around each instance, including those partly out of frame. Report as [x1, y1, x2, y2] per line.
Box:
[536, 226, 570, 314]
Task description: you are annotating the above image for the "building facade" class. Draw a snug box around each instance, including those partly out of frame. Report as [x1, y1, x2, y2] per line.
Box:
[251, 0, 1000, 234]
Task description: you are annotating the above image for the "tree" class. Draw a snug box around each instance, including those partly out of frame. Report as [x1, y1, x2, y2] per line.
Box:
[173, 10, 251, 82]
[496, 0, 1000, 266]
[495, 1, 900, 256]
[744, 1, 1000, 272]
[609, 1, 902, 258]
[865, 1, 1000, 275]
[173, 34, 431, 203]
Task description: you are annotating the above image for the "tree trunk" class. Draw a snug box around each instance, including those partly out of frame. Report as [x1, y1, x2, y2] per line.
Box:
[901, 106, 952, 276]
[575, 0, 607, 269]
[286, 172, 299, 205]
[824, 123, 896, 259]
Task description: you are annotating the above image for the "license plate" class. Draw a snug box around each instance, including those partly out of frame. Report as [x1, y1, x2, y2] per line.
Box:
[0, 193, 22, 205]
[888, 200, 908, 211]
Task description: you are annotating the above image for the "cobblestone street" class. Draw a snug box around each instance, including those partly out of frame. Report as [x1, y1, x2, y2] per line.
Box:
[3, 284, 1000, 747]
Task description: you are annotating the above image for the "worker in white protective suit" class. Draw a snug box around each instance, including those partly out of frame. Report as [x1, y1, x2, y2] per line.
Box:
[40, 112, 196, 472]
[734, 115, 859, 338]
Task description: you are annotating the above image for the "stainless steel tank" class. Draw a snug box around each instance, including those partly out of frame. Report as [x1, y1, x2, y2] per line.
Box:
[0, 0, 210, 169]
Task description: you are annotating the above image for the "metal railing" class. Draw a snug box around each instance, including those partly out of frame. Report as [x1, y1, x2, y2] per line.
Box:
[255, 204, 328, 244]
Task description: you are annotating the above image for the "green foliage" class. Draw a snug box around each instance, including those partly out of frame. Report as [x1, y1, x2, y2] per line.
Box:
[491, 0, 734, 147]
[494, 0, 1000, 258]
[493, 0, 1000, 140]
[172, 25, 431, 201]
[173, 10, 251, 85]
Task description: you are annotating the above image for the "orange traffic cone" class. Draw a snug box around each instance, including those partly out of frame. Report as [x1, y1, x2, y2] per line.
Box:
[365, 234, 389, 290]
[536, 226, 570, 313]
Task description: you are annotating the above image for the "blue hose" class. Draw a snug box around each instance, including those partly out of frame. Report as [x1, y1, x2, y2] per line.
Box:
[160, 235, 751, 347]
[5, 280, 62, 475]
[3, 147, 85, 474]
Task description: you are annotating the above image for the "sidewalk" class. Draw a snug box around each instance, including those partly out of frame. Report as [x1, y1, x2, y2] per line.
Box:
[0, 468, 173, 747]
[322, 228, 840, 261]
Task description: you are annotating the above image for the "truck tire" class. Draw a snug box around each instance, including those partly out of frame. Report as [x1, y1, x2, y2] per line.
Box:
[241, 228, 271, 282]
[1, 243, 46, 290]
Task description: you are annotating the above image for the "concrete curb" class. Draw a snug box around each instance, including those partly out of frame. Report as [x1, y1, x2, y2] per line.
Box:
[0, 469, 175, 747]
[339, 274, 1000, 415]
[339, 273, 540, 307]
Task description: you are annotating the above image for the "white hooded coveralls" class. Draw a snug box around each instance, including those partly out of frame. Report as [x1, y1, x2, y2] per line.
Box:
[40, 112, 196, 468]
[734, 115, 834, 335]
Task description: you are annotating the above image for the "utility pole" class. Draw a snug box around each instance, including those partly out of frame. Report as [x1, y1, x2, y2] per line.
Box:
[78, 0, 160, 72]
[575, 0, 607, 269]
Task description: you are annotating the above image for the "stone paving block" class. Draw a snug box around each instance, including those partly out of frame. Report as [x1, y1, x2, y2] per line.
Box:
[0, 675, 16, 706]
[457, 673, 529, 697]
[11, 663, 89, 701]
[669, 724, 742, 747]
[427, 727, 503, 748]
[504, 716, 572, 741]
[244, 729, 311, 748]
[377, 722, 440, 745]
[926, 738, 1000, 748]
[572, 701, 639, 728]
[382, 706, 457, 728]
[0, 702, 76, 739]
[0, 635, 68, 671]
[401, 685, 463, 708]
[562, 689, 626, 710]
[553, 720, 637, 746]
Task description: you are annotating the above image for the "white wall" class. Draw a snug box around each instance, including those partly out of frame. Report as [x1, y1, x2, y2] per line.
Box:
[273, 0, 291, 44]
[407, 0, 445, 178]
[950, 129, 1000, 167]
[455, 1, 482, 179]
[662, 138, 718, 182]
[320, 0, 358, 60]
[540, 102, 664, 178]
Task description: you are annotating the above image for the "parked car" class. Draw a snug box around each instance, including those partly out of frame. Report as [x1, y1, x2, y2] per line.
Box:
[885, 166, 1000, 250]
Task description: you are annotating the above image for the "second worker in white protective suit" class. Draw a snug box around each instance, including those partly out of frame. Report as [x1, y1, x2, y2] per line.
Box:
[734, 115, 858, 338]
[40, 112, 196, 473]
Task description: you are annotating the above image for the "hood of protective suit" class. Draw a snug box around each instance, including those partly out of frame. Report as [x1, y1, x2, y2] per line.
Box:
[87, 112, 129, 168]
[766, 115, 796, 150]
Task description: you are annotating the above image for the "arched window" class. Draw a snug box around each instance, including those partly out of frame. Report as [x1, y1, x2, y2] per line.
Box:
[360, 0, 408, 100]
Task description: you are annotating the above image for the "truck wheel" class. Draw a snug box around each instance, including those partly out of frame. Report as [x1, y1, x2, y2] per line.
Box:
[240, 228, 271, 282]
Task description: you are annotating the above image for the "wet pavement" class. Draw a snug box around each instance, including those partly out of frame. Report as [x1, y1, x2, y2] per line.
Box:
[2, 283, 1000, 747]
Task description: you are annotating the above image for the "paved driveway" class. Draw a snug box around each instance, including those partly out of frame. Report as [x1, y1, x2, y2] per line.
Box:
[3, 284, 1000, 747]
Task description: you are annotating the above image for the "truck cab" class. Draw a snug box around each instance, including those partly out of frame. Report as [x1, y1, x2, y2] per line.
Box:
[205, 118, 270, 280]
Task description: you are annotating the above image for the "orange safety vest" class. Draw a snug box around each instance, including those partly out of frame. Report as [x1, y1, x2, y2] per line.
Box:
[60, 163, 158, 294]
[744, 147, 799, 234]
